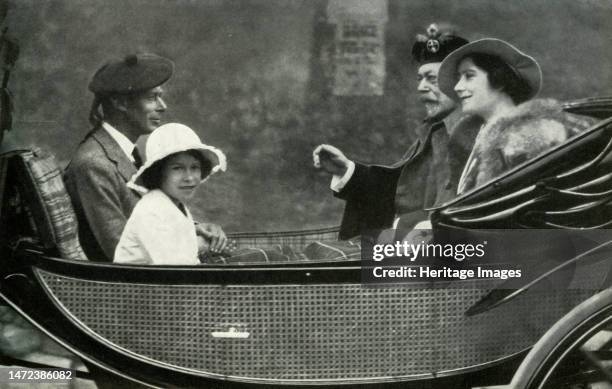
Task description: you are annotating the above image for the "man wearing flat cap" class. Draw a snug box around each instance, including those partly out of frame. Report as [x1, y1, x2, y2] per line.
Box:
[64, 53, 173, 261]
[313, 23, 480, 239]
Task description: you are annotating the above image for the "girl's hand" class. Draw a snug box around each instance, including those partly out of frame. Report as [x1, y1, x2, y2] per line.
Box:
[196, 222, 228, 253]
[197, 235, 211, 257]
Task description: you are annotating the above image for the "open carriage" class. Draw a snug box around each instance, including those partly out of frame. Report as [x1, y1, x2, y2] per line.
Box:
[0, 96, 611, 389]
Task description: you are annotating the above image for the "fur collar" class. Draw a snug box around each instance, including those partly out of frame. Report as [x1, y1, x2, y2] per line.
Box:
[488, 98, 565, 129]
[455, 98, 595, 193]
[453, 98, 565, 149]
[476, 98, 566, 153]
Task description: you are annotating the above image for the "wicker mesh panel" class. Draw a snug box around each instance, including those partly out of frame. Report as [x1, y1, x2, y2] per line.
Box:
[38, 270, 591, 381]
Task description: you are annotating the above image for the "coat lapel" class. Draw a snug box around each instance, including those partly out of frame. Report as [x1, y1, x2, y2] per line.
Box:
[388, 120, 440, 169]
[92, 127, 138, 184]
[405, 121, 444, 164]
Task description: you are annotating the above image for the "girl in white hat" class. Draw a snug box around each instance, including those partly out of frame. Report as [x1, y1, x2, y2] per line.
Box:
[114, 123, 226, 265]
[437, 38, 595, 194]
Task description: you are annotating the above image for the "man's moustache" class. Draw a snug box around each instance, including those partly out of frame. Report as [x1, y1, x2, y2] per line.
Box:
[419, 97, 439, 104]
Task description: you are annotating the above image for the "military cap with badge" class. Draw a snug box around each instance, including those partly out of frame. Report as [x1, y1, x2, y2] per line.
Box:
[411, 23, 469, 64]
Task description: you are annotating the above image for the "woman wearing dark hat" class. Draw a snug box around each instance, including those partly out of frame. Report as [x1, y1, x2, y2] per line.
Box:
[438, 38, 595, 194]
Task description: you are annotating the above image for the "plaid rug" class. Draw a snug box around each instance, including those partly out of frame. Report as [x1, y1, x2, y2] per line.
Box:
[203, 239, 362, 264]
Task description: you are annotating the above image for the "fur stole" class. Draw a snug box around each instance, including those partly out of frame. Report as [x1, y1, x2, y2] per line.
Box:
[454, 98, 595, 193]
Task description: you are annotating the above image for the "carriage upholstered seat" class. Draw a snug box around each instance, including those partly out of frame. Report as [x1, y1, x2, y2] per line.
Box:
[11, 148, 87, 260]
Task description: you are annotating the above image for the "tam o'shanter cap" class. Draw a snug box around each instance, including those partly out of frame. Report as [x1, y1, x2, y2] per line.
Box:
[89, 53, 174, 95]
[411, 23, 469, 64]
[438, 38, 542, 101]
[128, 123, 227, 193]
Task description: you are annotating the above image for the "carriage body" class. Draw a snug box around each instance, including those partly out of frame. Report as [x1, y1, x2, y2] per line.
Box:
[0, 97, 611, 388]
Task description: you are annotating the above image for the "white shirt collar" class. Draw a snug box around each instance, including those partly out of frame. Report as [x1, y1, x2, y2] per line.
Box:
[102, 121, 136, 162]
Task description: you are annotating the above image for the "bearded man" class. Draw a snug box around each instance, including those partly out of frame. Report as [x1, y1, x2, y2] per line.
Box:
[313, 23, 479, 239]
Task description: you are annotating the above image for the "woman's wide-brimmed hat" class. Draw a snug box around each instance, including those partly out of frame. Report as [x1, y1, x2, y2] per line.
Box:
[438, 38, 542, 101]
[128, 123, 227, 192]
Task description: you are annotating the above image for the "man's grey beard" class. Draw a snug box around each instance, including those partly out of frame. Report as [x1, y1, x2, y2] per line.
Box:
[423, 102, 456, 122]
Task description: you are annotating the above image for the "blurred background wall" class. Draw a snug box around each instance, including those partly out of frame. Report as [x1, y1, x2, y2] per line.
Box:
[6, 0, 612, 231]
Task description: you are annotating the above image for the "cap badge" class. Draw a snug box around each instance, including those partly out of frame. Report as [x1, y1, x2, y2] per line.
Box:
[427, 23, 439, 37]
[426, 39, 440, 53]
[425, 23, 441, 53]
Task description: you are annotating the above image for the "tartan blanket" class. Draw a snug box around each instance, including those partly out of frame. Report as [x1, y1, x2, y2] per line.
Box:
[203, 240, 362, 264]
[17, 149, 87, 261]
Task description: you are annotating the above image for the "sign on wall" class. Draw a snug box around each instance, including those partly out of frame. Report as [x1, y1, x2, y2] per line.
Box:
[327, 0, 388, 96]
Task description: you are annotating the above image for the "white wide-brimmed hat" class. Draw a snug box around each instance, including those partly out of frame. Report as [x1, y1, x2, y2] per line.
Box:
[128, 123, 227, 193]
[438, 38, 542, 101]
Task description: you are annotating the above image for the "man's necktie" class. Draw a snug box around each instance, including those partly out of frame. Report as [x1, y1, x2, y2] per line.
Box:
[132, 147, 143, 169]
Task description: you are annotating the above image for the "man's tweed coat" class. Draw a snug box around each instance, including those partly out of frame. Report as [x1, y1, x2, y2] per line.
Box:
[64, 127, 141, 261]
